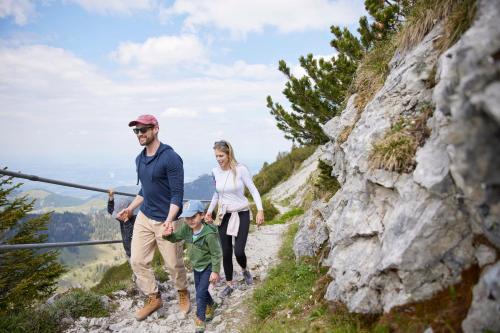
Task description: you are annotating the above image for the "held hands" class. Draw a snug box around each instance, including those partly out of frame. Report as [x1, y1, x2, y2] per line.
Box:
[256, 210, 265, 226]
[209, 272, 220, 283]
[204, 212, 213, 224]
[162, 223, 174, 237]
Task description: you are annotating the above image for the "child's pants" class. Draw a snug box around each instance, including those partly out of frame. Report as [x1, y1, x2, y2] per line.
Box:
[194, 265, 214, 321]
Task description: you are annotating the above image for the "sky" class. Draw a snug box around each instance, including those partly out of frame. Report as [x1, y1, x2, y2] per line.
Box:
[0, 0, 365, 193]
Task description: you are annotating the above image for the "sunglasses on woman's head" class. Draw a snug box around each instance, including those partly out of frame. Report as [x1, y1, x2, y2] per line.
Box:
[214, 140, 228, 147]
[133, 126, 153, 134]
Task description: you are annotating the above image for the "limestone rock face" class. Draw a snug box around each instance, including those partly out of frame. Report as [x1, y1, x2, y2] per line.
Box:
[462, 262, 500, 333]
[294, 0, 500, 319]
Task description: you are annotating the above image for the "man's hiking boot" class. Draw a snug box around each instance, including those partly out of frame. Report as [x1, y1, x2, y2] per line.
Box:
[135, 292, 162, 321]
[220, 285, 233, 298]
[178, 289, 191, 314]
[243, 270, 253, 285]
[205, 303, 217, 322]
[194, 316, 206, 333]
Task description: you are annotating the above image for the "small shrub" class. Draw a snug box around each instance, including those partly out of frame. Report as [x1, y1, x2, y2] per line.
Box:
[315, 160, 341, 201]
[49, 288, 108, 321]
[369, 103, 433, 173]
[249, 198, 279, 222]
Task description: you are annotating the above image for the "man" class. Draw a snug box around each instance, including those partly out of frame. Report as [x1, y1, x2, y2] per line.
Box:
[117, 114, 190, 321]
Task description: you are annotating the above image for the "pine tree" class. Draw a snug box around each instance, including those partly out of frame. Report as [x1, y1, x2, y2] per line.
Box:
[0, 175, 66, 313]
[267, 0, 411, 145]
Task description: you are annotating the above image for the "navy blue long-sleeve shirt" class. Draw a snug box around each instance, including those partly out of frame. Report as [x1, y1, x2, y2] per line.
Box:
[135, 142, 184, 221]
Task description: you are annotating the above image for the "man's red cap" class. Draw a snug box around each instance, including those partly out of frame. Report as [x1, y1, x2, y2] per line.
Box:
[128, 114, 158, 127]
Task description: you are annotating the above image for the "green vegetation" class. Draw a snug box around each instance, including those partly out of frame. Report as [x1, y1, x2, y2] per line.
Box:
[267, 0, 407, 145]
[266, 207, 304, 225]
[252, 145, 317, 196]
[0, 288, 108, 333]
[314, 160, 341, 201]
[369, 103, 433, 172]
[245, 222, 377, 332]
[91, 260, 132, 295]
[0, 175, 66, 313]
[250, 198, 279, 222]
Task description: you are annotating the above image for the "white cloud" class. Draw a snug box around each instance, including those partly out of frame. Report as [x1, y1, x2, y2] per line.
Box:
[207, 106, 226, 114]
[161, 107, 198, 118]
[111, 35, 207, 69]
[67, 0, 155, 15]
[0, 44, 290, 169]
[0, 0, 36, 25]
[160, 0, 364, 36]
[203, 60, 280, 80]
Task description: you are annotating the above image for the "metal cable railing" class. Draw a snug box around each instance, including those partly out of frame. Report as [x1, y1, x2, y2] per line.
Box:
[0, 169, 211, 251]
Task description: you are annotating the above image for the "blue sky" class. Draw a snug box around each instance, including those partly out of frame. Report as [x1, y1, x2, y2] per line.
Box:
[0, 0, 365, 190]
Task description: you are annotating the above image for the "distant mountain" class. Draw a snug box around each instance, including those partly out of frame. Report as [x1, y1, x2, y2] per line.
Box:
[20, 189, 87, 209]
[18, 173, 215, 212]
[184, 174, 215, 201]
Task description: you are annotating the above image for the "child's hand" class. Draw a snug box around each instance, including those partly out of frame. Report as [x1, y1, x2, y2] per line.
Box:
[209, 272, 220, 283]
[162, 224, 174, 237]
[204, 212, 213, 224]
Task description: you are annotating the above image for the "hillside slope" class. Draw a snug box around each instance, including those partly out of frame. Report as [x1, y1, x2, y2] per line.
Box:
[293, 0, 500, 331]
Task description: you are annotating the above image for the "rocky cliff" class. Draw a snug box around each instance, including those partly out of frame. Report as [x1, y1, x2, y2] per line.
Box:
[292, 0, 500, 331]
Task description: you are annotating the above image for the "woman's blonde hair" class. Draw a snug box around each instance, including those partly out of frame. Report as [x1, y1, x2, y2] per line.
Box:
[213, 140, 238, 179]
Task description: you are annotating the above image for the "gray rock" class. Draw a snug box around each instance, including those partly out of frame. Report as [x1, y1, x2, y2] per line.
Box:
[301, 0, 500, 314]
[434, 0, 500, 248]
[462, 261, 500, 333]
[293, 200, 329, 259]
[474, 244, 497, 267]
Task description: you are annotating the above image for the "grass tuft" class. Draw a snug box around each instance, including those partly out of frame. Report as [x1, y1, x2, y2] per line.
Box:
[369, 103, 433, 173]
[398, 0, 477, 53]
[266, 207, 304, 225]
[353, 37, 397, 112]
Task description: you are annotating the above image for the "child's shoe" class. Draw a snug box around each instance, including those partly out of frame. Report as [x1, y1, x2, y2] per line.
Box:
[220, 285, 234, 298]
[205, 303, 218, 322]
[194, 316, 205, 333]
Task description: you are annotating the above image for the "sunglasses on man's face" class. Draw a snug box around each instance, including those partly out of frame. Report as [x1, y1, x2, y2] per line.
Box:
[133, 126, 153, 134]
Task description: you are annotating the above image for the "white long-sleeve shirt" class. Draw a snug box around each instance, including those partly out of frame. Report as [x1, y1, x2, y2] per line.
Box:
[207, 164, 263, 213]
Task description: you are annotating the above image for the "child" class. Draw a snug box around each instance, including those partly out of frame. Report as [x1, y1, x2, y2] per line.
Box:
[108, 190, 136, 264]
[163, 200, 222, 333]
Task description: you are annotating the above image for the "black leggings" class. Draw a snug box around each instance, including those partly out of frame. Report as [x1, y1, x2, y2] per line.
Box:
[218, 210, 250, 282]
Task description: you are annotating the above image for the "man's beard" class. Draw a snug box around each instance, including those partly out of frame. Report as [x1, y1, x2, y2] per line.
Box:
[139, 135, 154, 146]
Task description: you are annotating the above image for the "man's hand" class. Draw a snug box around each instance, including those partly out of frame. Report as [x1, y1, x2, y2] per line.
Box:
[209, 272, 220, 283]
[117, 208, 131, 222]
[162, 224, 174, 237]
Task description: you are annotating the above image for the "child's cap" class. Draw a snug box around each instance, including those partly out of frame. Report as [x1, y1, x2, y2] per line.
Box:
[179, 200, 205, 218]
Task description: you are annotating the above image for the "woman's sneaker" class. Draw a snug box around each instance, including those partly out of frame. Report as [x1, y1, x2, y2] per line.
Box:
[205, 303, 218, 321]
[220, 285, 233, 298]
[243, 270, 253, 285]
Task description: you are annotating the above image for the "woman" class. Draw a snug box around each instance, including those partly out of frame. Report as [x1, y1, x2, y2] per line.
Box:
[204, 140, 264, 297]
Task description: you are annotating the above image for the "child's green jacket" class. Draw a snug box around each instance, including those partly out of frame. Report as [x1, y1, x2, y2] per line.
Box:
[163, 222, 222, 273]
